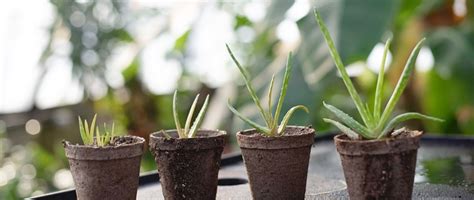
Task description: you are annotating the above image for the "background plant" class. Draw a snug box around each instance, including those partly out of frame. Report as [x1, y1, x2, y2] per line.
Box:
[226, 44, 309, 137]
[171, 90, 209, 139]
[78, 114, 115, 147]
[315, 10, 442, 140]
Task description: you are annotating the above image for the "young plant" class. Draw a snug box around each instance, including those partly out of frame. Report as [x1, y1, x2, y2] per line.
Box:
[171, 90, 210, 138]
[314, 10, 443, 140]
[78, 114, 115, 147]
[226, 44, 309, 137]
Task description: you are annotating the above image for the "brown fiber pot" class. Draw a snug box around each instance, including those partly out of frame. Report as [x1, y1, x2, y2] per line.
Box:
[149, 130, 226, 200]
[334, 130, 423, 200]
[63, 136, 145, 200]
[237, 126, 315, 200]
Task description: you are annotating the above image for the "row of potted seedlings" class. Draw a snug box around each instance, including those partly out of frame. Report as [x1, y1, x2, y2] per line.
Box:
[62, 11, 442, 200]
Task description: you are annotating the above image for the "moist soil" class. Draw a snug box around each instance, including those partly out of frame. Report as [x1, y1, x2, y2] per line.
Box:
[335, 129, 423, 200]
[149, 130, 226, 200]
[237, 126, 315, 200]
[63, 136, 145, 200]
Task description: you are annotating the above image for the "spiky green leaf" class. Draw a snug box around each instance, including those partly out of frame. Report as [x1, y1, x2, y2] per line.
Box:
[185, 94, 200, 136]
[323, 118, 360, 139]
[227, 100, 271, 135]
[274, 52, 293, 126]
[277, 105, 309, 135]
[323, 102, 372, 138]
[188, 95, 210, 138]
[173, 90, 185, 138]
[379, 112, 443, 138]
[374, 38, 392, 120]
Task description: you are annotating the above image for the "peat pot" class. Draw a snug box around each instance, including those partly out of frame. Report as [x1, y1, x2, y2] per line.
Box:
[237, 126, 315, 200]
[334, 130, 423, 200]
[63, 136, 145, 200]
[149, 130, 226, 200]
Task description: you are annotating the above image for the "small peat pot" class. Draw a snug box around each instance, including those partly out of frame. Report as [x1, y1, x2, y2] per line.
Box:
[334, 130, 423, 200]
[63, 135, 145, 200]
[237, 126, 315, 200]
[149, 130, 226, 200]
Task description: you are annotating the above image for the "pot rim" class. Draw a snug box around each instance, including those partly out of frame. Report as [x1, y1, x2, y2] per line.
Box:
[237, 125, 315, 150]
[149, 129, 226, 151]
[63, 135, 145, 160]
[334, 129, 423, 155]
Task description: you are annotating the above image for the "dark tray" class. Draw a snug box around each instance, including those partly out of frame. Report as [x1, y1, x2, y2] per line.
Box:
[29, 133, 474, 199]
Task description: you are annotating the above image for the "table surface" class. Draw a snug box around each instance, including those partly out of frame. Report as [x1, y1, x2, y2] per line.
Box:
[30, 134, 474, 200]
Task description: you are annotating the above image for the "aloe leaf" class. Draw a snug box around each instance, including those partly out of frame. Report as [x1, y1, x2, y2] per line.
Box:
[226, 44, 272, 127]
[323, 102, 372, 138]
[90, 114, 97, 144]
[95, 126, 101, 147]
[84, 119, 90, 143]
[323, 118, 361, 140]
[374, 38, 392, 120]
[227, 100, 271, 135]
[188, 95, 210, 138]
[267, 74, 276, 121]
[274, 52, 293, 128]
[314, 10, 374, 128]
[378, 112, 443, 139]
[378, 38, 425, 128]
[78, 116, 90, 145]
[173, 90, 185, 138]
[277, 105, 309, 135]
[185, 94, 200, 136]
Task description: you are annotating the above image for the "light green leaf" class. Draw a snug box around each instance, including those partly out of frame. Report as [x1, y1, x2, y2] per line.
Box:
[173, 90, 185, 138]
[323, 118, 360, 139]
[267, 74, 276, 125]
[274, 52, 293, 127]
[314, 10, 374, 129]
[378, 38, 425, 128]
[185, 94, 200, 136]
[227, 100, 271, 135]
[188, 95, 210, 138]
[374, 38, 391, 121]
[277, 105, 309, 135]
[90, 114, 97, 144]
[323, 102, 372, 138]
[379, 112, 443, 139]
[226, 44, 271, 127]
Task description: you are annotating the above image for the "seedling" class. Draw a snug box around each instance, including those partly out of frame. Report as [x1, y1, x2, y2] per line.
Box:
[226, 44, 309, 137]
[314, 10, 443, 140]
[170, 90, 210, 138]
[78, 114, 115, 147]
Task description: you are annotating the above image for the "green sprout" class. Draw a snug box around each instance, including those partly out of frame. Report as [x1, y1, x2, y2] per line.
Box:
[78, 114, 115, 147]
[172, 90, 210, 138]
[314, 10, 443, 140]
[226, 44, 309, 137]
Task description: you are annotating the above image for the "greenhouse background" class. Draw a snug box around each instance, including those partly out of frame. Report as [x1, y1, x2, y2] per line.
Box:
[0, 0, 473, 198]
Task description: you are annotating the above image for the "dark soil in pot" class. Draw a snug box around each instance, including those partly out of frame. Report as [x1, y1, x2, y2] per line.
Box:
[237, 126, 315, 200]
[63, 135, 145, 200]
[334, 130, 423, 200]
[149, 130, 226, 200]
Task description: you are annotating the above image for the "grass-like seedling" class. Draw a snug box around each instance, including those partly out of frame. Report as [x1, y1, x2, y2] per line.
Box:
[170, 90, 210, 138]
[78, 114, 115, 147]
[314, 10, 443, 140]
[226, 44, 309, 137]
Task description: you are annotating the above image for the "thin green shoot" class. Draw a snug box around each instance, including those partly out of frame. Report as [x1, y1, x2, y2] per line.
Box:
[226, 44, 309, 137]
[314, 10, 443, 140]
[78, 114, 115, 147]
[172, 90, 210, 138]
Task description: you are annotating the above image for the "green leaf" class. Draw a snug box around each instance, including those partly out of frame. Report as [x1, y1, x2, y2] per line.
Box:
[274, 52, 293, 127]
[277, 105, 309, 135]
[314, 9, 374, 129]
[78, 116, 90, 145]
[188, 95, 210, 138]
[379, 112, 444, 138]
[267, 74, 276, 122]
[90, 114, 97, 144]
[227, 100, 271, 135]
[226, 44, 272, 127]
[173, 90, 185, 138]
[323, 118, 361, 139]
[323, 102, 372, 138]
[184, 94, 200, 136]
[374, 38, 392, 121]
[378, 38, 425, 128]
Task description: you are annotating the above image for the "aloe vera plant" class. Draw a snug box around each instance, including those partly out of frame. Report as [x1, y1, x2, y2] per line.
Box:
[171, 90, 210, 138]
[226, 44, 309, 137]
[78, 114, 115, 147]
[314, 10, 443, 140]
